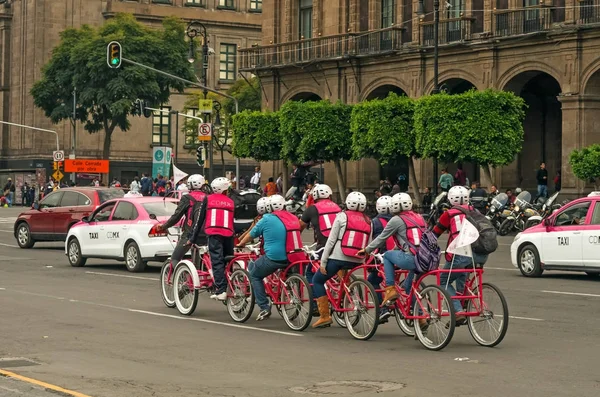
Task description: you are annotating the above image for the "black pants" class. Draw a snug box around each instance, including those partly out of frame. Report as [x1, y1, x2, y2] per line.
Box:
[171, 236, 192, 266]
[209, 235, 234, 294]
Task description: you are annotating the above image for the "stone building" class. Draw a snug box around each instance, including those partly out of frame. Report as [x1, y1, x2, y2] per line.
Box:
[240, 0, 600, 197]
[0, 0, 262, 195]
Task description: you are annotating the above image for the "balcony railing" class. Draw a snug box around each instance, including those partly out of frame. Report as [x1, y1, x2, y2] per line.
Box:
[578, 0, 600, 24]
[493, 7, 553, 37]
[421, 17, 473, 46]
[239, 27, 403, 70]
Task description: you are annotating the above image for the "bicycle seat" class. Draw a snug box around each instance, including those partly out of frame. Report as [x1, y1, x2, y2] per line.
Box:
[224, 255, 236, 262]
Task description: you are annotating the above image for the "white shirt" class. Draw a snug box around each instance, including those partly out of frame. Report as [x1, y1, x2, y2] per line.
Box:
[250, 172, 261, 185]
[130, 180, 140, 192]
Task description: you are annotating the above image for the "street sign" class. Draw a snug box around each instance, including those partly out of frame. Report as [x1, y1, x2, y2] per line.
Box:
[53, 161, 63, 170]
[52, 170, 64, 182]
[53, 150, 64, 161]
[198, 99, 213, 114]
[198, 123, 212, 141]
[64, 159, 110, 174]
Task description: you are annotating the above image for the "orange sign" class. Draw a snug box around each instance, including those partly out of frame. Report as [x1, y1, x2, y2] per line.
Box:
[64, 159, 110, 174]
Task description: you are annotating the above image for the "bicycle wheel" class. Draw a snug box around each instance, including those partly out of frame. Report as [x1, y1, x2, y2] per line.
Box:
[226, 269, 255, 323]
[413, 285, 455, 351]
[467, 282, 509, 347]
[395, 281, 426, 337]
[280, 274, 313, 331]
[343, 279, 380, 341]
[160, 260, 176, 308]
[173, 264, 199, 316]
[331, 274, 358, 328]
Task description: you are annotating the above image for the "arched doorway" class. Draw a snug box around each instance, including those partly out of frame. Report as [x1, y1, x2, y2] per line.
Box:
[288, 92, 322, 102]
[502, 72, 562, 191]
[365, 85, 407, 101]
[439, 78, 476, 95]
[583, 68, 600, 146]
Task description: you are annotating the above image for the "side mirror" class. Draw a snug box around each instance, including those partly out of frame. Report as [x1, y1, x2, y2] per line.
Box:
[81, 216, 89, 223]
[149, 214, 157, 220]
[543, 218, 550, 227]
[33, 202, 40, 211]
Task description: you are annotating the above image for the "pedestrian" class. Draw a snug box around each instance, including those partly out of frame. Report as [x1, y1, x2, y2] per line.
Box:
[554, 170, 561, 193]
[140, 174, 152, 196]
[264, 177, 278, 197]
[2, 178, 15, 207]
[111, 177, 121, 188]
[156, 174, 166, 196]
[536, 162, 548, 199]
[276, 173, 283, 194]
[238, 175, 246, 190]
[454, 163, 467, 186]
[130, 176, 141, 193]
[397, 172, 408, 192]
[391, 184, 400, 196]
[22, 182, 30, 207]
[250, 166, 261, 190]
[438, 168, 454, 192]
[422, 187, 432, 211]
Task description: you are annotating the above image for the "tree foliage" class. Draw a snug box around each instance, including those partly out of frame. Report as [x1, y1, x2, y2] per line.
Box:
[31, 13, 194, 161]
[570, 144, 600, 189]
[231, 111, 281, 161]
[223, 77, 262, 115]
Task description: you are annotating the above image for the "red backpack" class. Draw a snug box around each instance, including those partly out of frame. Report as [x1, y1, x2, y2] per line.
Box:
[340, 211, 371, 258]
[314, 199, 341, 238]
[272, 211, 307, 264]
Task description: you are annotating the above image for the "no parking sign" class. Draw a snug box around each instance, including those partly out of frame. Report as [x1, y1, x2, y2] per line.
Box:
[198, 123, 212, 141]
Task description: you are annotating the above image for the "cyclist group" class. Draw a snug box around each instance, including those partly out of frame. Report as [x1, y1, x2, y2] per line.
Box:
[158, 174, 486, 330]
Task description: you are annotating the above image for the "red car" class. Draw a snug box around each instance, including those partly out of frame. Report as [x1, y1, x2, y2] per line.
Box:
[14, 187, 124, 248]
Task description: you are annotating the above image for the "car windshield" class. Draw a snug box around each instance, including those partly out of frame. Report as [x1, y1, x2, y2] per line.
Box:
[142, 201, 178, 217]
[98, 189, 125, 203]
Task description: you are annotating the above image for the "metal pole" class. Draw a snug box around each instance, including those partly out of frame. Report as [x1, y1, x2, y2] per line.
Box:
[0, 120, 59, 152]
[71, 88, 77, 183]
[172, 110, 179, 164]
[432, 0, 440, 197]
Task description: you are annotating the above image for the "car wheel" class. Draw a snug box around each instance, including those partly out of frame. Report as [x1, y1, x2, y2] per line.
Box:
[518, 244, 543, 277]
[67, 238, 87, 267]
[16, 222, 35, 249]
[124, 241, 147, 273]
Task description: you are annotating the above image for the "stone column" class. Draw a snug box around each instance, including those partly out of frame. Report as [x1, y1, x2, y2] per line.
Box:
[564, 0, 576, 24]
[412, 0, 422, 43]
[484, 0, 493, 33]
[557, 94, 584, 194]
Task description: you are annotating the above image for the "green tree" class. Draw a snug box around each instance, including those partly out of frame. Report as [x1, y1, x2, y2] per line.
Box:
[231, 110, 281, 161]
[350, 93, 421, 203]
[31, 13, 194, 163]
[280, 100, 352, 200]
[570, 144, 600, 190]
[414, 89, 526, 185]
[223, 77, 262, 115]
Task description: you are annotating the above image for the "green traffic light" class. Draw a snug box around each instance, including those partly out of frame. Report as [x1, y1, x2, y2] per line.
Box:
[111, 58, 119, 65]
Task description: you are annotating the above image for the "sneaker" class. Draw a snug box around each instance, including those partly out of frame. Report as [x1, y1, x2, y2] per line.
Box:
[455, 314, 467, 326]
[210, 291, 227, 301]
[256, 308, 271, 321]
[379, 308, 392, 324]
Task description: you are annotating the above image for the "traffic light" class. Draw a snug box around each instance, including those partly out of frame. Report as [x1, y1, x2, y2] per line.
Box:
[141, 100, 152, 118]
[107, 41, 122, 69]
[196, 146, 204, 167]
[132, 100, 141, 116]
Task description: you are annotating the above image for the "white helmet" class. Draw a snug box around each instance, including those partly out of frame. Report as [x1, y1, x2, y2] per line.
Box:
[256, 197, 269, 215]
[345, 191, 367, 212]
[376, 196, 393, 214]
[391, 193, 413, 212]
[178, 184, 189, 191]
[268, 195, 286, 212]
[187, 174, 205, 190]
[211, 177, 231, 194]
[448, 186, 470, 205]
[312, 184, 333, 200]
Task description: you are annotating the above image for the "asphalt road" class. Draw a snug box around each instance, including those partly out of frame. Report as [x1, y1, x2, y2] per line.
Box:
[1, 207, 599, 397]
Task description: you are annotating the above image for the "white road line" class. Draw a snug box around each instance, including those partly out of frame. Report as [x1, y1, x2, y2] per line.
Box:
[0, 288, 5, 290]
[129, 309, 303, 337]
[542, 290, 600, 298]
[0, 230, 14, 233]
[85, 271, 159, 281]
[509, 316, 544, 321]
[485, 267, 518, 271]
[0, 242, 19, 248]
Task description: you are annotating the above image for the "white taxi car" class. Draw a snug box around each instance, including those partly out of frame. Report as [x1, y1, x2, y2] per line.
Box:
[511, 192, 600, 277]
[65, 197, 181, 272]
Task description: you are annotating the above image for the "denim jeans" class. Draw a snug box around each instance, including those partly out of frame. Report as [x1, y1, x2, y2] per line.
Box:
[311, 258, 357, 298]
[382, 250, 416, 289]
[6, 191, 13, 207]
[249, 255, 288, 311]
[441, 253, 488, 312]
[537, 185, 547, 199]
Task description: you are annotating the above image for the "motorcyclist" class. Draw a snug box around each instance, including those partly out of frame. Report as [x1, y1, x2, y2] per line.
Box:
[188, 177, 236, 301]
[156, 174, 207, 269]
[432, 185, 489, 325]
[469, 181, 487, 212]
[358, 193, 428, 328]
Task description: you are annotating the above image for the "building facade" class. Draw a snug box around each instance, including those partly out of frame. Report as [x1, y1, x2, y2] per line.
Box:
[240, 0, 600, 196]
[0, 0, 262, 196]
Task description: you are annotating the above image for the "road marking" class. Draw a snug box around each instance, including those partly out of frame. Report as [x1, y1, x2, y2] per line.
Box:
[0, 369, 93, 397]
[485, 267, 517, 271]
[85, 271, 159, 281]
[0, 243, 19, 248]
[509, 316, 544, 321]
[0, 230, 13, 233]
[541, 290, 600, 298]
[129, 309, 303, 337]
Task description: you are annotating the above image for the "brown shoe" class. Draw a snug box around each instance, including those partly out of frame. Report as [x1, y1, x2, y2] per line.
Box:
[336, 269, 347, 281]
[418, 318, 429, 331]
[455, 314, 467, 326]
[312, 296, 333, 328]
[381, 286, 399, 305]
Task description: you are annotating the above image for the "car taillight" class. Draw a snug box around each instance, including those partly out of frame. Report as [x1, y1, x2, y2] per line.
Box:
[148, 225, 167, 237]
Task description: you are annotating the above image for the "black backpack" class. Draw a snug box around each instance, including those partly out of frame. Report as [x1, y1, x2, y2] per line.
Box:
[453, 206, 498, 255]
[231, 190, 261, 220]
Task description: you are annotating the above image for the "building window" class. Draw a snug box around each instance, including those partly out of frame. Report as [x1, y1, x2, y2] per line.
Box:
[381, 0, 394, 27]
[299, 0, 313, 39]
[250, 0, 262, 11]
[152, 0, 172, 4]
[447, 0, 464, 19]
[152, 106, 171, 146]
[523, 0, 539, 6]
[184, 108, 199, 148]
[185, 0, 205, 6]
[218, 0, 235, 8]
[219, 44, 237, 81]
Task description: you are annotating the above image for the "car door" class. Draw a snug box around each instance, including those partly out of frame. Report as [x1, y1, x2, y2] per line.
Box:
[30, 191, 63, 235]
[104, 201, 139, 257]
[82, 202, 117, 256]
[541, 201, 591, 267]
[582, 200, 600, 269]
[53, 191, 80, 237]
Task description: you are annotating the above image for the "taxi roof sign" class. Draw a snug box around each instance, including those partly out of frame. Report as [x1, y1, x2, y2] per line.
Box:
[587, 192, 600, 197]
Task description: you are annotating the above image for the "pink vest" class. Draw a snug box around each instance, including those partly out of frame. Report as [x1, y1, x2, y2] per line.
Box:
[272, 211, 307, 263]
[314, 199, 341, 238]
[204, 194, 235, 237]
[378, 218, 398, 251]
[340, 211, 371, 258]
[186, 190, 207, 227]
[398, 211, 427, 255]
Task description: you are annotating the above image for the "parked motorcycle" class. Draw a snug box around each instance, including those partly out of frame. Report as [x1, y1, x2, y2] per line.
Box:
[485, 192, 509, 232]
[285, 198, 306, 217]
[499, 191, 541, 235]
[528, 191, 561, 227]
[426, 191, 449, 229]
